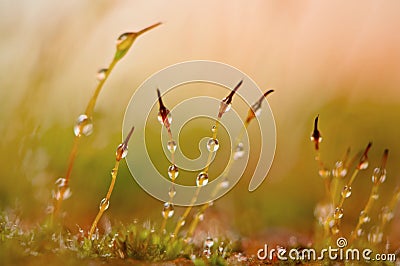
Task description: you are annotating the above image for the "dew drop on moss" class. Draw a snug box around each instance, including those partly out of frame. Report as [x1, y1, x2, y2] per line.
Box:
[196, 172, 209, 187]
[162, 202, 174, 218]
[99, 198, 110, 211]
[207, 138, 219, 152]
[74, 114, 93, 137]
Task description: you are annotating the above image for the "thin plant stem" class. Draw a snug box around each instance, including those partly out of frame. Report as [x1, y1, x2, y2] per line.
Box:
[52, 22, 161, 219]
[173, 118, 221, 237]
[186, 89, 274, 238]
[88, 126, 134, 239]
[173, 81, 244, 237]
[324, 142, 372, 236]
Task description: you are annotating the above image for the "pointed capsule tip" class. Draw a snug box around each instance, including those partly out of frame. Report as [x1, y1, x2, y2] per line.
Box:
[124, 126, 135, 144]
[137, 22, 162, 35]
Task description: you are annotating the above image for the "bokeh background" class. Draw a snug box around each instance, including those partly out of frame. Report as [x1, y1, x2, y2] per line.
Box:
[1, 0, 400, 248]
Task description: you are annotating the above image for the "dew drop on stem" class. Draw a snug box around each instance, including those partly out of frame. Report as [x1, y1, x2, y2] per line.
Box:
[196, 172, 209, 187]
[168, 164, 179, 180]
[99, 198, 110, 211]
[168, 186, 176, 198]
[233, 142, 245, 160]
[341, 186, 352, 198]
[167, 140, 177, 153]
[334, 207, 344, 219]
[162, 202, 174, 218]
[96, 68, 108, 81]
[205, 237, 214, 248]
[207, 138, 219, 152]
[74, 114, 93, 137]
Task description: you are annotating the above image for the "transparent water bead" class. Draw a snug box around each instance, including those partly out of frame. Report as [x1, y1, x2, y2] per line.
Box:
[168, 164, 179, 180]
[53, 187, 72, 200]
[157, 110, 172, 127]
[218, 101, 232, 118]
[207, 138, 219, 152]
[74, 114, 93, 137]
[368, 227, 383, 244]
[371, 193, 379, 200]
[334, 207, 344, 219]
[96, 68, 108, 81]
[55, 178, 67, 188]
[356, 229, 364, 237]
[196, 172, 209, 187]
[204, 237, 214, 248]
[341, 186, 352, 198]
[233, 142, 245, 160]
[358, 160, 369, 170]
[381, 206, 394, 222]
[332, 161, 347, 177]
[168, 186, 176, 198]
[162, 202, 174, 218]
[318, 168, 331, 178]
[220, 178, 229, 189]
[167, 140, 177, 153]
[331, 225, 340, 235]
[99, 198, 110, 211]
[371, 168, 386, 184]
[198, 213, 204, 221]
[359, 211, 370, 223]
[116, 143, 128, 161]
[211, 125, 217, 133]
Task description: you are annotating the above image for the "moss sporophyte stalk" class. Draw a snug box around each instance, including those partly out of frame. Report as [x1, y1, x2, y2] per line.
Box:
[51, 22, 161, 219]
[311, 116, 399, 253]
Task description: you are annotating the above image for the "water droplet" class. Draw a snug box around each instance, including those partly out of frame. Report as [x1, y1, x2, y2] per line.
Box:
[196, 172, 209, 187]
[55, 178, 66, 188]
[359, 211, 370, 223]
[368, 227, 383, 244]
[319, 168, 331, 178]
[356, 228, 364, 237]
[372, 168, 386, 184]
[211, 125, 217, 133]
[96, 68, 108, 81]
[74, 114, 93, 137]
[116, 143, 128, 160]
[203, 248, 211, 258]
[99, 198, 110, 211]
[205, 237, 214, 248]
[233, 142, 245, 160]
[332, 161, 347, 177]
[314, 202, 333, 224]
[168, 186, 176, 198]
[180, 219, 185, 227]
[218, 101, 231, 118]
[341, 186, 352, 198]
[381, 206, 394, 222]
[331, 225, 340, 235]
[220, 178, 229, 189]
[218, 244, 224, 253]
[167, 140, 177, 153]
[207, 138, 219, 152]
[198, 213, 204, 221]
[157, 110, 172, 127]
[358, 160, 369, 170]
[168, 164, 179, 180]
[111, 168, 117, 176]
[161, 202, 174, 218]
[334, 207, 344, 219]
[53, 187, 72, 200]
[371, 193, 379, 200]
